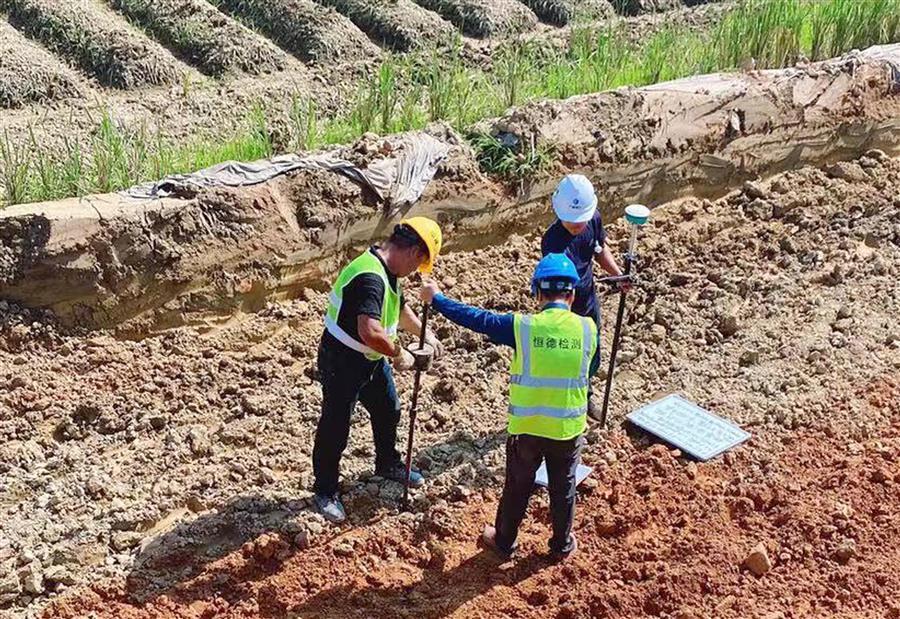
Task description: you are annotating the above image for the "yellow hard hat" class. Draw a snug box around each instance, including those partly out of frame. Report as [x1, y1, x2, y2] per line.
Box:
[401, 216, 442, 274]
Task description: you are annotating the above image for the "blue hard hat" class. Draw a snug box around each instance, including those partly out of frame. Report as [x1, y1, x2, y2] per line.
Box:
[532, 253, 579, 295]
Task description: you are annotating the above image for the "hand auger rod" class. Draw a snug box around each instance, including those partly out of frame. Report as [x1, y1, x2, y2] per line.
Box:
[402, 303, 430, 511]
[599, 204, 650, 428]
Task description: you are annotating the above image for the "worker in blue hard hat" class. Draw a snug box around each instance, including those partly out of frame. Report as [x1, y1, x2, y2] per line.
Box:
[542, 174, 627, 421]
[420, 253, 599, 560]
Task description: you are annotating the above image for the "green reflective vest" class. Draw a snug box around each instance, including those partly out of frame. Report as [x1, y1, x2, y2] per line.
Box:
[324, 251, 400, 360]
[508, 308, 597, 440]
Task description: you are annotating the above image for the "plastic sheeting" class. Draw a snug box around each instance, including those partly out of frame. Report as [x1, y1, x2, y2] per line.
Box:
[125, 132, 451, 212]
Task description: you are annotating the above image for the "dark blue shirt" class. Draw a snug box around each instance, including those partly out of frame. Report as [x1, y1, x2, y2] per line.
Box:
[541, 212, 607, 319]
[431, 294, 600, 376]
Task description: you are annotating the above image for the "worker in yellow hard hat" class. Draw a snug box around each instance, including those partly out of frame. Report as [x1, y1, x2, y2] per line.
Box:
[312, 217, 443, 523]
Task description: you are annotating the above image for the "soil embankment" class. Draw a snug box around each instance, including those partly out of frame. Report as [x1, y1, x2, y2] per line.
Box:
[2, 45, 899, 335]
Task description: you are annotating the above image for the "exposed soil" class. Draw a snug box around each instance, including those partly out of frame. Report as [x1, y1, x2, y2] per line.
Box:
[1, 153, 897, 617]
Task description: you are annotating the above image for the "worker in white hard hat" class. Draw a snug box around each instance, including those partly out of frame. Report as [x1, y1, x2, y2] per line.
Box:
[541, 174, 626, 421]
[312, 217, 444, 523]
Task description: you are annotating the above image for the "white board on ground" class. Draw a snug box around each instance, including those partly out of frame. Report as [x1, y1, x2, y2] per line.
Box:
[627, 394, 750, 461]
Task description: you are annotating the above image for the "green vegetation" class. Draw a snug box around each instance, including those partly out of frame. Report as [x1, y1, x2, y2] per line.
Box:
[3, 0, 179, 88]
[0, 108, 273, 205]
[470, 132, 557, 182]
[109, 0, 283, 76]
[3, 0, 900, 205]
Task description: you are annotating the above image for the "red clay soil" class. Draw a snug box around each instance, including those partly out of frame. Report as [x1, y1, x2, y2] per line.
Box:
[46, 375, 900, 619]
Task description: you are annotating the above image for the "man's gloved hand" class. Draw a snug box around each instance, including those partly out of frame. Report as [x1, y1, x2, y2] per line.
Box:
[391, 347, 416, 372]
[424, 330, 443, 361]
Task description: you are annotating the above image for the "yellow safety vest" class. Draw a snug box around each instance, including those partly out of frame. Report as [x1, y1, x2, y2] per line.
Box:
[508, 308, 596, 440]
[324, 251, 400, 360]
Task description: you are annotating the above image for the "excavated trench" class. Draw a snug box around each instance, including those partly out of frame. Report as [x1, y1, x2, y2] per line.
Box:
[1, 45, 899, 336]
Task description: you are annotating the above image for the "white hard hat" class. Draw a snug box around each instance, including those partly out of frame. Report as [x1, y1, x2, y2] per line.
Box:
[552, 174, 597, 223]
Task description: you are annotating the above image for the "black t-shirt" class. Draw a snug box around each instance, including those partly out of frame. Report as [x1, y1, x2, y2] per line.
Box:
[331, 247, 404, 346]
[541, 212, 607, 318]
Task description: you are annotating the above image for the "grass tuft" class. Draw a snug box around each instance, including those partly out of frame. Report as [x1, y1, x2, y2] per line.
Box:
[470, 131, 557, 183]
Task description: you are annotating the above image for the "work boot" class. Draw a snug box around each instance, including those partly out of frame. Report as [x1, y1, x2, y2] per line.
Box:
[313, 493, 346, 523]
[550, 533, 577, 562]
[376, 463, 425, 488]
[480, 525, 515, 559]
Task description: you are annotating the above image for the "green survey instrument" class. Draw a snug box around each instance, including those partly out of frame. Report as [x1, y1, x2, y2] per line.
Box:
[599, 204, 650, 428]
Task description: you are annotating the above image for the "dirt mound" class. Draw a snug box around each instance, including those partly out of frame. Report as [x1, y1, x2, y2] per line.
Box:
[0, 20, 83, 108]
[412, 0, 538, 38]
[519, 0, 615, 26]
[109, 0, 288, 76]
[209, 0, 380, 63]
[1, 151, 898, 616]
[317, 0, 456, 51]
[612, 0, 681, 14]
[5, 0, 185, 89]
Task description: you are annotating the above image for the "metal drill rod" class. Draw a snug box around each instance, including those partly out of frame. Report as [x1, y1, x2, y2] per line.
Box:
[402, 303, 430, 510]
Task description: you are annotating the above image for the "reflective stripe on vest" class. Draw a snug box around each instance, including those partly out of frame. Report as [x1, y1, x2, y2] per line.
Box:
[324, 251, 401, 360]
[508, 309, 596, 440]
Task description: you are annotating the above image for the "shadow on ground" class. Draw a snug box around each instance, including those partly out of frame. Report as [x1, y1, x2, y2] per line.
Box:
[122, 427, 507, 606]
[261, 549, 551, 619]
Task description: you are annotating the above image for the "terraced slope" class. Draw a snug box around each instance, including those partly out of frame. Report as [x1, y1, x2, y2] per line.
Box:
[209, 0, 379, 63]
[108, 0, 287, 76]
[316, 0, 455, 50]
[0, 19, 83, 107]
[4, 0, 186, 89]
[412, 0, 539, 37]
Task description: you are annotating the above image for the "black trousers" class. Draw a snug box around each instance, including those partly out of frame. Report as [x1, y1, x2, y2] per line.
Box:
[312, 332, 402, 496]
[494, 433, 584, 555]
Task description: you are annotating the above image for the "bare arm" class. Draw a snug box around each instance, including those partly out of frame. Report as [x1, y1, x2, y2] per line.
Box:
[596, 243, 623, 277]
[357, 315, 400, 357]
[398, 303, 422, 335]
